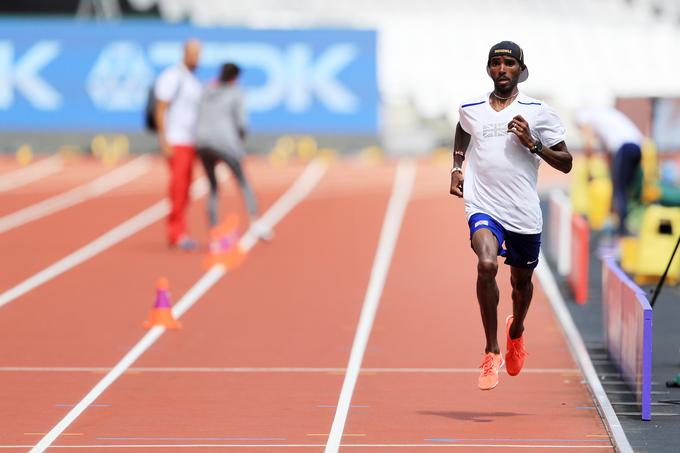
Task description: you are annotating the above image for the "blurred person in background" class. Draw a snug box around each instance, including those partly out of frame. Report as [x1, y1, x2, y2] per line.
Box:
[575, 106, 643, 236]
[196, 63, 272, 241]
[449, 41, 572, 391]
[155, 39, 203, 250]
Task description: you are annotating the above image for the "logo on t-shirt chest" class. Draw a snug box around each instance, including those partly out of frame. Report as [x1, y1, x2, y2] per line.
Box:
[483, 122, 508, 138]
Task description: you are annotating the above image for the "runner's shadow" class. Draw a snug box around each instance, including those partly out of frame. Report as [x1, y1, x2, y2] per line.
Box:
[417, 410, 526, 423]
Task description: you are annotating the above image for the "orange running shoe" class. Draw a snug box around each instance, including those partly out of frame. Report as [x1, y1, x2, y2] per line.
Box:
[505, 315, 528, 376]
[478, 352, 503, 390]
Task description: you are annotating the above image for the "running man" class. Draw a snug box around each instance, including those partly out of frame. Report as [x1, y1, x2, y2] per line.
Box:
[449, 41, 573, 390]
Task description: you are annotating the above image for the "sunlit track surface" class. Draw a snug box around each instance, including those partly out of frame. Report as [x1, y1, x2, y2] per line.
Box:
[0, 155, 612, 452]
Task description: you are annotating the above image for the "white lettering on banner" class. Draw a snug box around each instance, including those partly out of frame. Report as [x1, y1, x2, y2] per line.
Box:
[147, 41, 360, 113]
[213, 44, 287, 112]
[0, 41, 62, 110]
[161, 42, 287, 112]
[0, 39, 364, 115]
[86, 42, 154, 111]
[287, 43, 359, 113]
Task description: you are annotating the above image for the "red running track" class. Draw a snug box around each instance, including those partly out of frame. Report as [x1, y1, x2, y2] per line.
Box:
[0, 154, 612, 451]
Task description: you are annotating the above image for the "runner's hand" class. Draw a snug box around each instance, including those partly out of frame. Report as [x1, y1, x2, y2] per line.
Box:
[508, 115, 536, 149]
[450, 171, 464, 197]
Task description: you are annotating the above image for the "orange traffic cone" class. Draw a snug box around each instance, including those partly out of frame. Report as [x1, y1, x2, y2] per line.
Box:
[203, 213, 247, 270]
[143, 277, 182, 329]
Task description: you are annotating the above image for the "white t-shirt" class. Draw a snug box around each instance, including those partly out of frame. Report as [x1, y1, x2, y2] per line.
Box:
[458, 92, 566, 234]
[154, 64, 203, 146]
[575, 107, 642, 152]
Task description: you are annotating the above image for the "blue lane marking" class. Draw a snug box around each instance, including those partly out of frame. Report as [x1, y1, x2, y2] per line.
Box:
[97, 437, 287, 441]
[425, 438, 610, 443]
[461, 101, 486, 108]
[518, 101, 541, 105]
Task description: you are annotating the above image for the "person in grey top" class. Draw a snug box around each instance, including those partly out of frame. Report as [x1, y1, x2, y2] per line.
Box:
[196, 63, 271, 240]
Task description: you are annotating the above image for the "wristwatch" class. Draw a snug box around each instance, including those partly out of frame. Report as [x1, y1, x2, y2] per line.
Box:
[529, 140, 543, 154]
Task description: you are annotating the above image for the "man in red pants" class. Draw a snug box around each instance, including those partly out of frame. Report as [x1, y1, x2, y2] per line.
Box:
[155, 39, 203, 249]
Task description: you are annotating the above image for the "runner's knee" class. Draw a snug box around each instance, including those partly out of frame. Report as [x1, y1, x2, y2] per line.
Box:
[478, 258, 498, 278]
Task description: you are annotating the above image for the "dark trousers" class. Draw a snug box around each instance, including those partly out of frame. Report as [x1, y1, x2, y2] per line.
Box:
[198, 148, 258, 227]
[612, 142, 641, 235]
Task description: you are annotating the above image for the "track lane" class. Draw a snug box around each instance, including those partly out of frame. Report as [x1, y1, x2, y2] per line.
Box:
[0, 158, 612, 452]
[340, 161, 614, 450]
[0, 160, 306, 448]
[0, 155, 65, 194]
[0, 156, 288, 297]
[0, 158, 165, 292]
[0, 157, 113, 217]
[38, 161, 397, 449]
[0, 155, 151, 236]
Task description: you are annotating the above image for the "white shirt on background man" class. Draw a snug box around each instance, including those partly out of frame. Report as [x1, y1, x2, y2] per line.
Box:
[154, 64, 203, 146]
[575, 107, 642, 152]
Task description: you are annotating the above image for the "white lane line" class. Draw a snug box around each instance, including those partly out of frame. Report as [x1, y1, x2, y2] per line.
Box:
[0, 155, 64, 193]
[0, 155, 151, 235]
[0, 175, 215, 310]
[29, 160, 328, 453]
[535, 252, 632, 453]
[5, 443, 615, 449]
[325, 160, 416, 453]
[0, 200, 166, 309]
[0, 367, 581, 373]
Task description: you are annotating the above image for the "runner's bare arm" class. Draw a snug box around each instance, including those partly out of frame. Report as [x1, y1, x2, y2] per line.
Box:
[450, 122, 471, 197]
[536, 141, 572, 173]
[508, 115, 572, 174]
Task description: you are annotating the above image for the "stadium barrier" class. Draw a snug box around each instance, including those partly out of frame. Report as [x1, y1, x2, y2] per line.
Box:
[548, 189, 572, 277]
[602, 257, 653, 421]
[568, 213, 589, 304]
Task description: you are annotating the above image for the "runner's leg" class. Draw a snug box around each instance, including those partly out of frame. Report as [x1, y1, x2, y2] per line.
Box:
[471, 228, 501, 354]
[199, 150, 219, 227]
[509, 266, 533, 339]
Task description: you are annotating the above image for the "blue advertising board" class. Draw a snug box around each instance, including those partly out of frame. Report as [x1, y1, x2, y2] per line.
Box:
[0, 19, 378, 133]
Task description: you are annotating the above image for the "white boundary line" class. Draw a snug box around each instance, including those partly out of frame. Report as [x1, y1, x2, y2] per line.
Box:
[0, 199, 167, 309]
[29, 160, 328, 453]
[0, 155, 64, 193]
[325, 160, 416, 453]
[535, 251, 632, 453]
[0, 155, 151, 235]
[0, 172, 215, 310]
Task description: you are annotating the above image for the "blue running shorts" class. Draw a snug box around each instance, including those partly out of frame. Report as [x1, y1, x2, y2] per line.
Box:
[468, 213, 541, 269]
